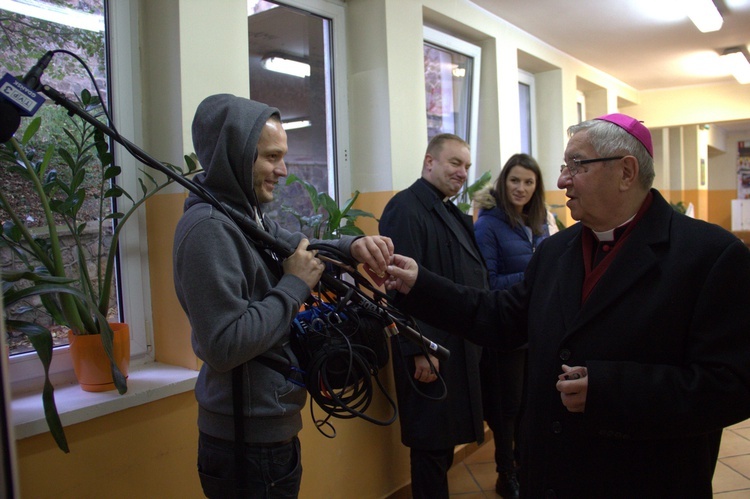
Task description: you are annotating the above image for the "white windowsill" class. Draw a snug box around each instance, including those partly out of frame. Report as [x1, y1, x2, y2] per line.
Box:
[11, 361, 198, 440]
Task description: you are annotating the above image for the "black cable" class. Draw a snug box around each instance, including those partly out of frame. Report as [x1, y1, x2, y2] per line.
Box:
[309, 246, 448, 401]
[292, 294, 397, 437]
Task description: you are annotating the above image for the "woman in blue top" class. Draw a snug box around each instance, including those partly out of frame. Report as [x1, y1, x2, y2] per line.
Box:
[473, 153, 551, 499]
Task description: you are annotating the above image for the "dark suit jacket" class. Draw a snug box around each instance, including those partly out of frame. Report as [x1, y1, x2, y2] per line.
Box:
[379, 178, 488, 449]
[400, 189, 750, 497]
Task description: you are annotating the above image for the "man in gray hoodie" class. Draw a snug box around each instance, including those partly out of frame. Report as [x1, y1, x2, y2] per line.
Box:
[173, 94, 393, 498]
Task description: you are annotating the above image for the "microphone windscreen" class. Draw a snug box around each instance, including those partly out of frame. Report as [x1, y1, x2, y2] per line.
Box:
[0, 99, 21, 143]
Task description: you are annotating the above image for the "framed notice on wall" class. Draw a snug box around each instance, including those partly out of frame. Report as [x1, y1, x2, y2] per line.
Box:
[738, 141, 750, 199]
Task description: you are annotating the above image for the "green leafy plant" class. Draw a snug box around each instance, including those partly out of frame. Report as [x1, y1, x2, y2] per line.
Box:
[451, 170, 492, 214]
[670, 201, 688, 214]
[0, 90, 200, 452]
[283, 173, 377, 240]
[547, 204, 567, 232]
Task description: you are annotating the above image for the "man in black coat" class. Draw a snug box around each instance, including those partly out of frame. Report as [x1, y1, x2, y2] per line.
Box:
[385, 115, 750, 498]
[379, 133, 488, 499]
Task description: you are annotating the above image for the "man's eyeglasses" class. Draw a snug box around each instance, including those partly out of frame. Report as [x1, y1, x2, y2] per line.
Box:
[560, 156, 625, 177]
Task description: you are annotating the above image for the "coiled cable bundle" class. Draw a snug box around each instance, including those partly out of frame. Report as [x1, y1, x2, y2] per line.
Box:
[288, 244, 400, 437]
[291, 297, 397, 437]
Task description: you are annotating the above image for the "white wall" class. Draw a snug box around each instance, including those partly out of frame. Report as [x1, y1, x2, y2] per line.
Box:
[628, 83, 750, 130]
[347, 0, 645, 196]
[140, 0, 249, 177]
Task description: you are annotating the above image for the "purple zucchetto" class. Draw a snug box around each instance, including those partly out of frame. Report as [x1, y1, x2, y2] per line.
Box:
[595, 113, 653, 157]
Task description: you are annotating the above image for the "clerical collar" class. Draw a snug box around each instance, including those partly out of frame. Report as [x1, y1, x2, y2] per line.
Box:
[592, 214, 636, 242]
[419, 177, 452, 202]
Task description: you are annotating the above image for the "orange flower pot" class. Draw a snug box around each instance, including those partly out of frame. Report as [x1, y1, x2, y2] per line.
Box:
[68, 322, 130, 392]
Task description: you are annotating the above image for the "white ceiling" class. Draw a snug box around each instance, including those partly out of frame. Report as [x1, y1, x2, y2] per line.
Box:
[470, 0, 750, 133]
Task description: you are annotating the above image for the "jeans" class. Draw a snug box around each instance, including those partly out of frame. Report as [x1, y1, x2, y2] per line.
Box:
[198, 432, 302, 498]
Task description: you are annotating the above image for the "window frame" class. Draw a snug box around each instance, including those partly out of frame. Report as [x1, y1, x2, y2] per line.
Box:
[576, 89, 586, 123]
[267, 0, 351, 203]
[518, 69, 537, 157]
[8, 0, 152, 389]
[423, 26, 481, 185]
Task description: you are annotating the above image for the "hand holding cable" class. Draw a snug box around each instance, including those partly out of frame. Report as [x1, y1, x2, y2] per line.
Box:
[283, 238, 325, 290]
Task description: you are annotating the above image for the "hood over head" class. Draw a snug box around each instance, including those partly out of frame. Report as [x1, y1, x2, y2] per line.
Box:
[186, 94, 280, 214]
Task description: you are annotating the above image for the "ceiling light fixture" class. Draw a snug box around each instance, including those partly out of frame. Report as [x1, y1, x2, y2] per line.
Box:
[720, 46, 750, 84]
[261, 56, 310, 78]
[282, 120, 311, 130]
[686, 0, 723, 33]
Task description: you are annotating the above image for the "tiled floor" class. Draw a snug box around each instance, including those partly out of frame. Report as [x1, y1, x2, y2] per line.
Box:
[447, 418, 750, 498]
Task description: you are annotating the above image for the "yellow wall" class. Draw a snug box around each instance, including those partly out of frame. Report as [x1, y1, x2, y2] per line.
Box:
[354, 191, 398, 234]
[297, 365, 409, 498]
[17, 392, 200, 499]
[546, 190, 572, 228]
[14, 0, 750, 497]
[708, 190, 737, 231]
[146, 192, 197, 368]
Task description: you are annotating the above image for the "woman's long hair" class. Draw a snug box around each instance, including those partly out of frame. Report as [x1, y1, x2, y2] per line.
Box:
[492, 153, 547, 235]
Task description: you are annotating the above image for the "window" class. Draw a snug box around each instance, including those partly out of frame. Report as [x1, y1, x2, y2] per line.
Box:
[576, 90, 586, 123]
[518, 69, 537, 156]
[423, 26, 481, 184]
[247, 0, 349, 234]
[1, 0, 149, 384]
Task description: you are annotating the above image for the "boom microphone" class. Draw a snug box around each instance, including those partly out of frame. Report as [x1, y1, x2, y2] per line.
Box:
[0, 51, 52, 142]
[22, 51, 54, 91]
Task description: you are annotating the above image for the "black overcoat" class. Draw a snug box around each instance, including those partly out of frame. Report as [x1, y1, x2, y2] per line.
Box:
[379, 178, 488, 449]
[401, 190, 750, 497]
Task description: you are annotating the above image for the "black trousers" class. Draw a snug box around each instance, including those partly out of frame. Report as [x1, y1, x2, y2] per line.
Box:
[409, 447, 454, 499]
[480, 347, 526, 473]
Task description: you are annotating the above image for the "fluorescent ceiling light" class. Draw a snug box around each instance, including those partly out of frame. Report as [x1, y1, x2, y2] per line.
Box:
[282, 120, 311, 130]
[0, 0, 104, 32]
[686, 0, 723, 33]
[247, 0, 278, 14]
[261, 57, 310, 78]
[720, 47, 750, 84]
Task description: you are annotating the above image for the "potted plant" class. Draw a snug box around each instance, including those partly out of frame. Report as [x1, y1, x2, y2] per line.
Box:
[0, 90, 199, 452]
[283, 173, 377, 240]
[453, 170, 492, 214]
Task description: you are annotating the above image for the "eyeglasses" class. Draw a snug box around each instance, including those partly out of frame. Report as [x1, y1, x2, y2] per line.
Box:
[560, 156, 625, 178]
